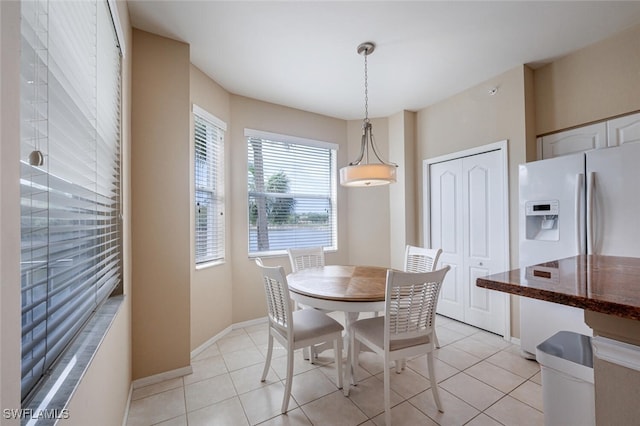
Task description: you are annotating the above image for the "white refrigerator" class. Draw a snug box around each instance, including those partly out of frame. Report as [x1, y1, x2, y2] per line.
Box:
[518, 142, 640, 358]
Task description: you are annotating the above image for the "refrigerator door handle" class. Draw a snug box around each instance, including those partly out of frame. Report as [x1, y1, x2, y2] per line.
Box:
[587, 171, 595, 254]
[576, 173, 585, 255]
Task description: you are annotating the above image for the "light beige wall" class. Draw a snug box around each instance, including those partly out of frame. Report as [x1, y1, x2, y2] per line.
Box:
[189, 65, 233, 350]
[65, 304, 131, 425]
[389, 111, 417, 270]
[535, 23, 640, 135]
[228, 95, 349, 323]
[416, 66, 532, 337]
[0, 1, 22, 421]
[346, 118, 392, 267]
[524, 66, 538, 163]
[131, 30, 191, 379]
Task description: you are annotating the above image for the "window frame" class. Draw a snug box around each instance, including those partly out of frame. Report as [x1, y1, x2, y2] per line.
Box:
[193, 104, 226, 266]
[245, 128, 338, 257]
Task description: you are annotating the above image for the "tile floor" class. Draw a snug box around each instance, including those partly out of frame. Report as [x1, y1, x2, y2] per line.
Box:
[126, 315, 544, 426]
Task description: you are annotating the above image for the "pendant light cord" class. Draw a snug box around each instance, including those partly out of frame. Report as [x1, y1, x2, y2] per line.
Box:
[364, 50, 369, 123]
[363, 50, 370, 163]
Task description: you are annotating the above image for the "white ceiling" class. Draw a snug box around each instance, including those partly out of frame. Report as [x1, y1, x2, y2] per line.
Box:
[127, 1, 640, 121]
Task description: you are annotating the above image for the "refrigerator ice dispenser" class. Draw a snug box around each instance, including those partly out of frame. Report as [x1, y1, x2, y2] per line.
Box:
[525, 200, 559, 241]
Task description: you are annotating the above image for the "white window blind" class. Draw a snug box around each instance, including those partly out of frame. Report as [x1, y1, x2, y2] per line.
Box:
[246, 130, 338, 255]
[20, 0, 122, 402]
[194, 106, 225, 264]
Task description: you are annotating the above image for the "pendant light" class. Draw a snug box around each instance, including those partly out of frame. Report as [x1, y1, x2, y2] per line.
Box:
[340, 42, 397, 187]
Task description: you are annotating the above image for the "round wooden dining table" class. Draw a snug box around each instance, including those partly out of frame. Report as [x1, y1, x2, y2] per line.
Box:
[286, 264, 388, 313]
[287, 265, 389, 366]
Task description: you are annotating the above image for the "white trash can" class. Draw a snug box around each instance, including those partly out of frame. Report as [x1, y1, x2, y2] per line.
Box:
[536, 331, 595, 426]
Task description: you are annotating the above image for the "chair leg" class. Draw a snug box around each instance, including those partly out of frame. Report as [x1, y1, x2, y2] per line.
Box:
[433, 330, 441, 349]
[384, 357, 391, 426]
[261, 333, 273, 382]
[344, 341, 351, 395]
[303, 344, 319, 362]
[347, 331, 356, 387]
[395, 358, 406, 374]
[427, 351, 443, 412]
[354, 340, 361, 368]
[281, 346, 294, 414]
[310, 344, 317, 363]
[302, 345, 310, 361]
[334, 337, 344, 392]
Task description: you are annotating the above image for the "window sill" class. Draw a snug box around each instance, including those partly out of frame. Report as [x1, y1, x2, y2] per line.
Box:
[248, 248, 338, 260]
[22, 296, 125, 425]
[195, 259, 225, 270]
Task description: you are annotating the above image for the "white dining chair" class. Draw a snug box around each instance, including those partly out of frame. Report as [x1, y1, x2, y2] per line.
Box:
[398, 245, 444, 373]
[287, 246, 333, 360]
[346, 266, 451, 426]
[255, 258, 345, 413]
[405, 245, 442, 275]
[288, 246, 325, 272]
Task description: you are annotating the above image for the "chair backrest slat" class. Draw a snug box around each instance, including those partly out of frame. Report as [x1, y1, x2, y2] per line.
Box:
[404, 245, 442, 273]
[256, 258, 293, 334]
[386, 266, 450, 342]
[288, 246, 325, 272]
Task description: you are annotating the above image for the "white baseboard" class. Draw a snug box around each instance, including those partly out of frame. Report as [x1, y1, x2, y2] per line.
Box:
[132, 365, 193, 389]
[190, 317, 268, 359]
[232, 316, 267, 330]
[190, 325, 232, 359]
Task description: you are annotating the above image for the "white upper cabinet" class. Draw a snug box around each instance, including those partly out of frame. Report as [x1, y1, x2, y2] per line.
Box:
[607, 112, 640, 147]
[539, 112, 640, 159]
[540, 122, 607, 159]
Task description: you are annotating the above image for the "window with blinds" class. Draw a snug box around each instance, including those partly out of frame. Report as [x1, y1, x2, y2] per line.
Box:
[246, 129, 338, 256]
[20, 0, 122, 402]
[193, 105, 225, 264]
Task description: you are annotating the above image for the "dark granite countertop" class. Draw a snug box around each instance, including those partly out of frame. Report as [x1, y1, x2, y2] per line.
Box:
[476, 254, 640, 321]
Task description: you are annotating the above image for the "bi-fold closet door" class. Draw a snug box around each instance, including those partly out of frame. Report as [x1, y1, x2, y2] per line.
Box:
[428, 149, 507, 335]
